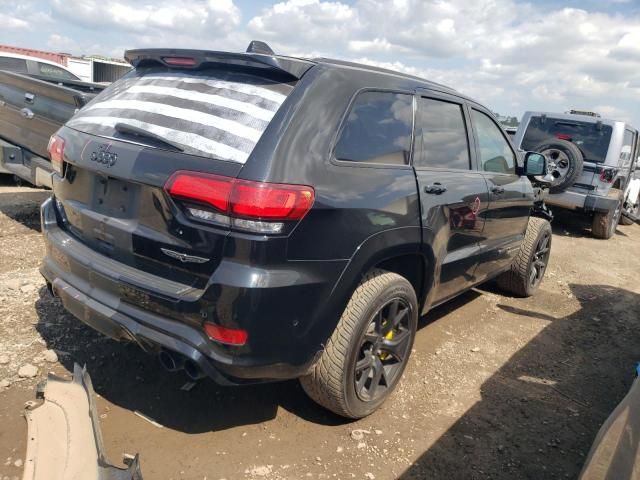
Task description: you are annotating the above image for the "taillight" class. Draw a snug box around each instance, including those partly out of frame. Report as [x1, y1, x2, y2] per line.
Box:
[229, 179, 314, 220]
[47, 134, 65, 175]
[165, 171, 315, 234]
[163, 57, 196, 66]
[204, 322, 248, 346]
[599, 168, 617, 183]
[556, 133, 572, 141]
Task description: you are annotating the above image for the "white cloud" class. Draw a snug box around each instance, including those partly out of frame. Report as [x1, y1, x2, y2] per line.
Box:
[50, 0, 241, 35]
[247, 0, 640, 124]
[2, 0, 640, 125]
[248, 0, 357, 52]
[0, 12, 29, 29]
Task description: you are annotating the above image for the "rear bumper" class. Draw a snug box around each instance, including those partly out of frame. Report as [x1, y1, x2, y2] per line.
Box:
[546, 190, 618, 214]
[40, 197, 346, 384]
[0, 137, 53, 187]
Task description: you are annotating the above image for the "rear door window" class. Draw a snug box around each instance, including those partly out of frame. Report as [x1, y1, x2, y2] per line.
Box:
[334, 91, 413, 165]
[68, 67, 295, 164]
[621, 129, 635, 167]
[521, 116, 613, 163]
[471, 109, 516, 174]
[36, 62, 79, 81]
[414, 97, 470, 170]
[0, 56, 28, 74]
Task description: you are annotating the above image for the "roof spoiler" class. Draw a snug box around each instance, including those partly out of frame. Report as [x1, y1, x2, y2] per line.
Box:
[125, 42, 314, 80]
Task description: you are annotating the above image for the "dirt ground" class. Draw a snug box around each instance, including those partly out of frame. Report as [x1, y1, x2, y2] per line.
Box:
[0, 176, 639, 480]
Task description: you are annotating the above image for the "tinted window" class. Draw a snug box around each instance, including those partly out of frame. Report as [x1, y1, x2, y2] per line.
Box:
[521, 116, 613, 163]
[414, 97, 470, 169]
[0, 56, 28, 73]
[621, 129, 635, 164]
[472, 109, 516, 174]
[335, 91, 413, 165]
[37, 62, 79, 80]
[68, 66, 295, 164]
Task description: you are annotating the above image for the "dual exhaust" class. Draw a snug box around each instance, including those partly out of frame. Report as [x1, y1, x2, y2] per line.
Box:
[158, 349, 206, 381]
[46, 280, 208, 382]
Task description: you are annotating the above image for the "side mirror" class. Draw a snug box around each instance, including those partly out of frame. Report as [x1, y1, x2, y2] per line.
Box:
[524, 152, 546, 176]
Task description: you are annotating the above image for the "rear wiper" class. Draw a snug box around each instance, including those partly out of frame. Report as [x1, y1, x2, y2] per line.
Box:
[114, 123, 184, 152]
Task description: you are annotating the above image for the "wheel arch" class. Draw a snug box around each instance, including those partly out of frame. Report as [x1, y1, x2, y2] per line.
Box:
[305, 227, 434, 361]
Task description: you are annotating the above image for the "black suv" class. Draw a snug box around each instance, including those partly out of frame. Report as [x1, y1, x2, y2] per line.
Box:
[40, 43, 551, 418]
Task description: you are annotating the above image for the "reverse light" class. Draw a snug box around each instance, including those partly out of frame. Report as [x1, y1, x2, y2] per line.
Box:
[204, 322, 248, 346]
[47, 134, 65, 175]
[166, 171, 315, 234]
[163, 57, 197, 66]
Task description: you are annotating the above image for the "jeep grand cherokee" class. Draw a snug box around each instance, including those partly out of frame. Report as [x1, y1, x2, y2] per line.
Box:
[40, 42, 551, 418]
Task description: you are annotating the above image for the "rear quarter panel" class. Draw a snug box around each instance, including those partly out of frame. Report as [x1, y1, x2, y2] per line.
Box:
[240, 65, 425, 352]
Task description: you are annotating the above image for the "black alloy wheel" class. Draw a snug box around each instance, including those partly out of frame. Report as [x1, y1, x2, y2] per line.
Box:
[529, 229, 551, 288]
[354, 298, 412, 402]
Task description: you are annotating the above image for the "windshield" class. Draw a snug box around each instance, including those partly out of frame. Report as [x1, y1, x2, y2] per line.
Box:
[67, 66, 294, 164]
[521, 116, 612, 162]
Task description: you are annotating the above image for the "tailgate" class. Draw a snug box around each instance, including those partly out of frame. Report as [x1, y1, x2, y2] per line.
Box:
[53, 128, 244, 289]
[51, 62, 296, 291]
[0, 70, 92, 158]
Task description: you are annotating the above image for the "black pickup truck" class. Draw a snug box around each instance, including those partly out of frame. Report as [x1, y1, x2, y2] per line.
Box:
[0, 70, 104, 186]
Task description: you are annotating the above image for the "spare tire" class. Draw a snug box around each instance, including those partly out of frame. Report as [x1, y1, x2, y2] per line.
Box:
[533, 139, 584, 193]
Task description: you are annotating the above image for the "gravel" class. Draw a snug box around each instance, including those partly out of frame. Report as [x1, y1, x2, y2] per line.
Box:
[17, 364, 38, 378]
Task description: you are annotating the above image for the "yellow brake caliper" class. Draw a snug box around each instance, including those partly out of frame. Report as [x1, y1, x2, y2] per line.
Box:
[379, 329, 394, 360]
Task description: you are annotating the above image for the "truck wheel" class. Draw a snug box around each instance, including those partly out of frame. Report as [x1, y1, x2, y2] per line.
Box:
[534, 140, 583, 193]
[301, 269, 418, 419]
[592, 189, 623, 239]
[496, 217, 552, 298]
[620, 192, 639, 226]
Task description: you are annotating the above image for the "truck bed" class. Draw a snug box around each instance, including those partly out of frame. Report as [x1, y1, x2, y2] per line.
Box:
[0, 70, 105, 185]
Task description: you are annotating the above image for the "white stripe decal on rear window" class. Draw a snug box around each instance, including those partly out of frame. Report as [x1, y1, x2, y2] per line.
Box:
[68, 116, 250, 163]
[126, 85, 277, 122]
[140, 73, 288, 104]
[81, 99, 263, 142]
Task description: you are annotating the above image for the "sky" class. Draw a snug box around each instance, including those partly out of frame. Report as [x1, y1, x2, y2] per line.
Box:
[1, 0, 640, 126]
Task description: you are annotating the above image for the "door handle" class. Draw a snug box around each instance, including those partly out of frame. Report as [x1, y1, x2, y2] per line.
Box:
[491, 186, 505, 195]
[424, 184, 447, 195]
[20, 107, 34, 119]
[24, 92, 35, 104]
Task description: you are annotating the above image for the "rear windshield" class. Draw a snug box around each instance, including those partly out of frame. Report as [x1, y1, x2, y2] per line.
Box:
[67, 66, 294, 164]
[521, 116, 613, 162]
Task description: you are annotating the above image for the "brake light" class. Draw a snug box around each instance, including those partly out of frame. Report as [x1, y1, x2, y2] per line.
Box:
[168, 173, 232, 212]
[556, 133, 572, 141]
[204, 322, 248, 346]
[163, 57, 196, 66]
[47, 134, 65, 175]
[229, 179, 314, 220]
[599, 168, 617, 183]
[165, 171, 315, 233]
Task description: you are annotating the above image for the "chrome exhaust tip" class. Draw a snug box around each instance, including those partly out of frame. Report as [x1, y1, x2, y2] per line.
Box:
[158, 350, 185, 372]
[184, 360, 206, 381]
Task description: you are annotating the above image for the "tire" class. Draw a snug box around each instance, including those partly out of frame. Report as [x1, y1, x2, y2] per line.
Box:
[620, 192, 639, 226]
[300, 269, 418, 419]
[533, 140, 584, 193]
[620, 214, 635, 226]
[496, 217, 552, 298]
[592, 188, 623, 239]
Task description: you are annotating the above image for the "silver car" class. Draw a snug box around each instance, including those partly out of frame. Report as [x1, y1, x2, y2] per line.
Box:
[512, 110, 639, 239]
